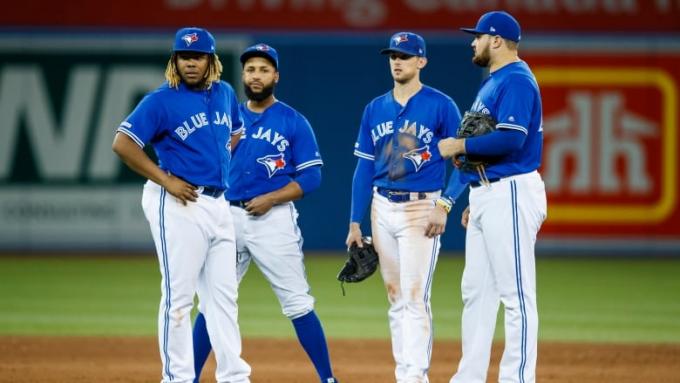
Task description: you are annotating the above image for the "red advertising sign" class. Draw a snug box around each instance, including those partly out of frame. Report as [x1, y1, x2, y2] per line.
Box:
[2, 0, 679, 32]
[524, 51, 680, 239]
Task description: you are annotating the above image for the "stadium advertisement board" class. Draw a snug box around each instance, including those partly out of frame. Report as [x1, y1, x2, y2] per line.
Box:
[524, 46, 680, 249]
[2, 0, 679, 31]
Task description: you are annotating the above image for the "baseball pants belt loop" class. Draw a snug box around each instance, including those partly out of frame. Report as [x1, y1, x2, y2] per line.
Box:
[376, 187, 440, 203]
[197, 186, 225, 198]
[229, 199, 249, 208]
[470, 178, 501, 188]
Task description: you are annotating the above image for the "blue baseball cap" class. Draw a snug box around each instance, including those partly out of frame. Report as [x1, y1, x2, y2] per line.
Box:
[240, 43, 279, 69]
[460, 11, 521, 43]
[380, 32, 426, 57]
[173, 27, 216, 54]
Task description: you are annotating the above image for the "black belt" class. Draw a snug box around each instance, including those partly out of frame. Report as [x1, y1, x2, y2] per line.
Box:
[470, 178, 501, 188]
[200, 186, 225, 198]
[376, 187, 435, 203]
[229, 200, 249, 208]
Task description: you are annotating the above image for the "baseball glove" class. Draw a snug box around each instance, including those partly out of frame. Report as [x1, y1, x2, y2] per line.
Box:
[455, 111, 498, 172]
[337, 237, 379, 286]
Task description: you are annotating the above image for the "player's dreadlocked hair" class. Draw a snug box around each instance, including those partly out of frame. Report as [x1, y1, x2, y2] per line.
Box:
[165, 53, 224, 89]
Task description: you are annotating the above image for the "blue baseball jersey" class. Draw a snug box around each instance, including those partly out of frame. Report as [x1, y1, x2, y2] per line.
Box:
[463, 61, 543, 183]
[117, 81, 243, 190]
[227, 101, 323, 201]
[354, 85, 462, 191]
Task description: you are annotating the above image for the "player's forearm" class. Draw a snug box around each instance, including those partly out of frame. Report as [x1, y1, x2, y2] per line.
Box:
[112, 133, 170, 187]
[261, 181, 304, 205]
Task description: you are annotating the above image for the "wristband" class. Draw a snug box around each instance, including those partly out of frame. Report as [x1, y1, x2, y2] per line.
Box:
[435, 197, 453, 214]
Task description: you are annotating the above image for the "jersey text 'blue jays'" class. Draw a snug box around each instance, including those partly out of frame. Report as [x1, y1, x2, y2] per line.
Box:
[354, 85, 461, 192]
[117, 81, 243, 190]
[228, 101, 323, 201]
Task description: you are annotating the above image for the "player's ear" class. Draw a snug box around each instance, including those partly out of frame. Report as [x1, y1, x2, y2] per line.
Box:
[417, 57, 428, 69]
[274, 71, 280, 84]
[491, 35, 504, 49]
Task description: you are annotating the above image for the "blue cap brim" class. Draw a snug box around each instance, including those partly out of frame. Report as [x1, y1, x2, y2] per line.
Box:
[460, 28, 483, 35]
[380, 47, 418, 56]
[240, 51, 277, 68]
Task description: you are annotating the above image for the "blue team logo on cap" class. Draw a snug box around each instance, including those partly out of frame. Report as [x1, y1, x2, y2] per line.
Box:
[381, 31, 426, 57]
[182, 33, 199, 47]
[394, 34, 409, 45]
[173, 27, 215, 54]
[403, 145, 432, 172]
[257, 153, 286, 178]
[255, 43, 271, 51]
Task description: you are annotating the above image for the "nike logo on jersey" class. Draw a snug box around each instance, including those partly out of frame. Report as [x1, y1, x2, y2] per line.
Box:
[403, 145, 432, 171]
[371, 120, 433, 144]
[257, 153, 286, 177]
[174, 111, 233, 141]
[250, 126, 290, 152]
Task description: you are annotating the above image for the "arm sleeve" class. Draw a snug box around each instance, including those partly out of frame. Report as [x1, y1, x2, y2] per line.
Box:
[116, 93, 163, 148]
[292, 115, 324, 171]
[494, 79, 536, 135]
[350, 158, 374, 223]
[465, 128, 527, 156]
[293, 165, 322, 195]
[442, 167, 468, 202]
[353, 105, 375, 160]
[465, 78, 535, 156]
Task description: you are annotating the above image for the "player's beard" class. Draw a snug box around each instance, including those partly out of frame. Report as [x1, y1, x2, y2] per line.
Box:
[244, 82, 275, 102]
[473, 44, 491, 67]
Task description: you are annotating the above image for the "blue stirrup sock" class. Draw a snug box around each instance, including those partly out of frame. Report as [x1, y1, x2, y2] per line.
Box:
[192, 312, 212, 383]
[292, 310, 335, 381]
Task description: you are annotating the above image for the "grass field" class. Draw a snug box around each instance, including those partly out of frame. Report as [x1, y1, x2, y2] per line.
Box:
[1, 253, 679, 343]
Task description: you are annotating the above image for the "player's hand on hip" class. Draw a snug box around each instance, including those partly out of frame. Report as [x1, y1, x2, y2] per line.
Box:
[461, 206, 470, 229]
[346, 222, 363, 248]
[244, 195, 274, 216]
[438, 137, 465, 159]
[163, 175, 198, 205]
[425, 204, 448, 238]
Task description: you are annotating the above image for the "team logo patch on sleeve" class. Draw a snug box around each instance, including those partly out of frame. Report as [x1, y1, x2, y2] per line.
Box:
[182, 33, 199, 47]
[257, 153, 286, 178]
[403, 145, 432, 171]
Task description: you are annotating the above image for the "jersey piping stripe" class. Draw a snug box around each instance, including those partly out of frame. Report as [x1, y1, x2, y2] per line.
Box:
[159, 188, 174, 381]
[497, 123, 528, 135]
[117, 126, 145, 148]
[231, 127, 245, 136]
[288, 204, 304, 252]
[511, 180, 528, 383]
[295, 159, 324, 171]
[353, 150, 375, 161]
[423, 233, 439, 364]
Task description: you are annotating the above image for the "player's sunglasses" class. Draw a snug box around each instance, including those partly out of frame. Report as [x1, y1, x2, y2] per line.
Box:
[390, 53, 415, 61]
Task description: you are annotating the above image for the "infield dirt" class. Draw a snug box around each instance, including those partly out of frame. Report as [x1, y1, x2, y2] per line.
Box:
[1, 337, 679, 382]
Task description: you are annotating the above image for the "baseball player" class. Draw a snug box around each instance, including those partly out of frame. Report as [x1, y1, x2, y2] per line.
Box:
[191, 43, 339, 383]
[112, 27, 250, 383]
[346, 32, 466, 383]
[438, 11, 548, 383]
